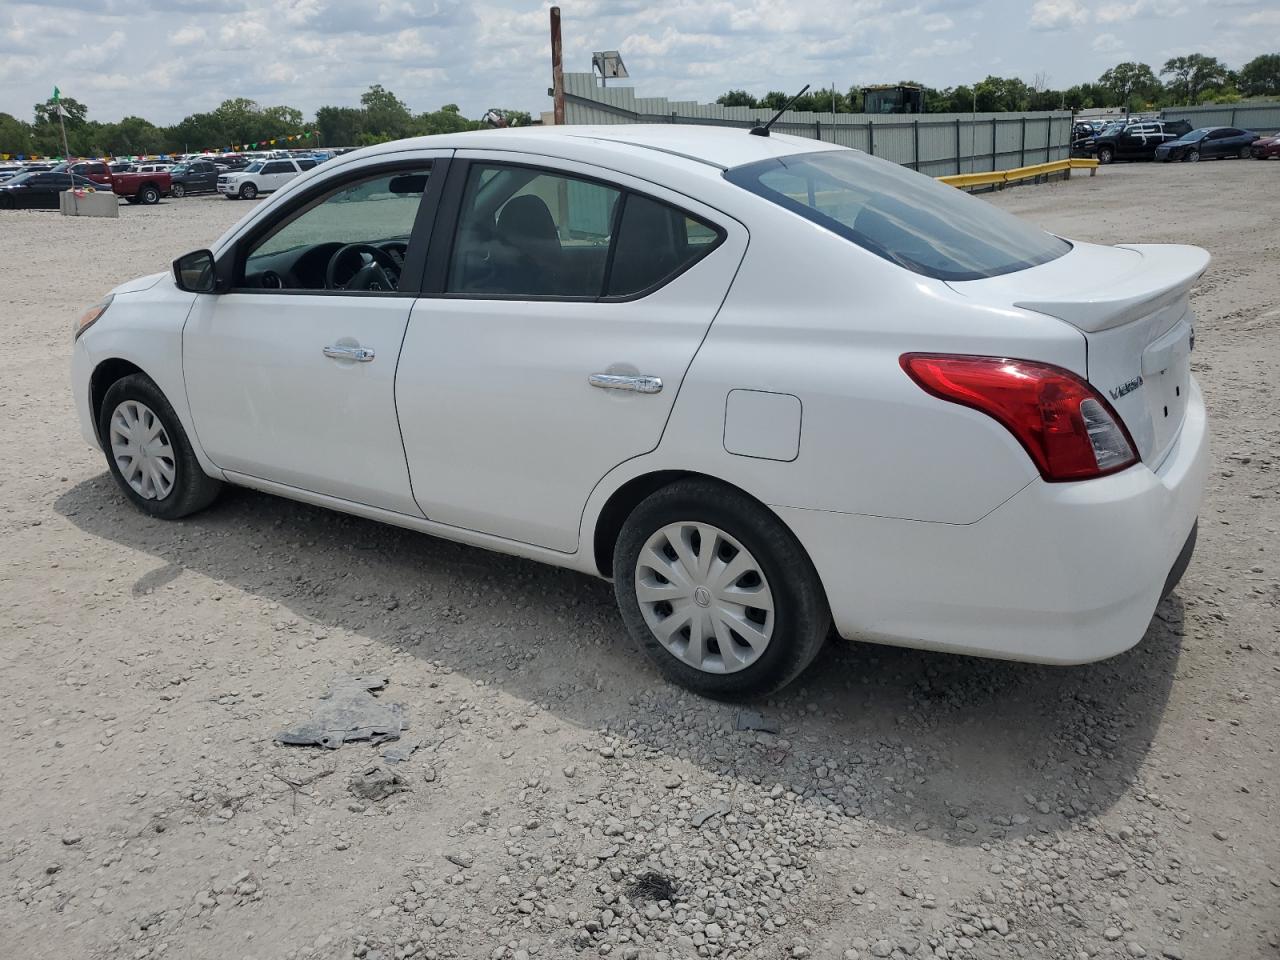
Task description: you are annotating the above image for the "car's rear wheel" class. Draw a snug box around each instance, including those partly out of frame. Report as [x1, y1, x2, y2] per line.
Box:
[240, 183, 257, 200]
[171, 182, 186, 198]
[98, 373, 222, 520]
[613, 478, 830, 700]
[1238, 146, 1251, 159]
[1185, 149, 1200, 162]
[1097, 146, 1114, 164]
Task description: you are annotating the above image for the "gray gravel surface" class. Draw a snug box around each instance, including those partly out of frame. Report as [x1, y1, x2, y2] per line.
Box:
[1, 164, 1277, 960]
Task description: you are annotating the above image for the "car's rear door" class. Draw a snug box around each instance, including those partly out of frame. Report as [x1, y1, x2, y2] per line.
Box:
[396, 153, 748, 552]
[183, 153, 450, 514]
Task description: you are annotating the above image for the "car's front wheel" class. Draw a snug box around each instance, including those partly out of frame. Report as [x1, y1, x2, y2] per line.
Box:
[240, 183, 258, 200]
[98, 373, 222, 520]
[613, 479, 830, 700]
[1097, 146, 1114, 164]
[1185, 148, 1200, 162]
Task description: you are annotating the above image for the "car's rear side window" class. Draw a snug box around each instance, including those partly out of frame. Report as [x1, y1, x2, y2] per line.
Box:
[447, 162, 724, 300]
[724, 150, 1070, 281]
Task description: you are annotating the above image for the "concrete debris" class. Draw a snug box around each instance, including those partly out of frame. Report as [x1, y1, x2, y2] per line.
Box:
[735, 709, 780, 733]
[276, 676, 407, 750]
[348, 766, 410, 802]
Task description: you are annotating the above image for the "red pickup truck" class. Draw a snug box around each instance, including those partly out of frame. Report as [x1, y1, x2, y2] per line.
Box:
[56, 160, 172, 205]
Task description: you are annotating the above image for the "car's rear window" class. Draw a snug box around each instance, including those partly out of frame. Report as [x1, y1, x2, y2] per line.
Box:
[724, 150, 1070, 281]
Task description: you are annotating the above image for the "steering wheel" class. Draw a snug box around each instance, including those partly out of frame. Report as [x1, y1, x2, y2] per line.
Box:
[324, 243, 402, 291]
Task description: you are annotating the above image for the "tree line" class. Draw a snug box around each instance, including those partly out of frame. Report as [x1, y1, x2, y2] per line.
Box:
[0, 84, 533, 158]
[716, 53, 1280, 114]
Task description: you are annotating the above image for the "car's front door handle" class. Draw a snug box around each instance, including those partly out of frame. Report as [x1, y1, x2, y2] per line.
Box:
[589, 373, 663, 394]
[323, 344, 375, 362]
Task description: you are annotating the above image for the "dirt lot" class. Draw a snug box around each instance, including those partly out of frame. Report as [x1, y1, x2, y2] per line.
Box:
[2, 162, 1277, 960]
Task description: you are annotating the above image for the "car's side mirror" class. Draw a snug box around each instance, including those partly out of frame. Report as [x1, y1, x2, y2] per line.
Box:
[173, 249, 217, 294]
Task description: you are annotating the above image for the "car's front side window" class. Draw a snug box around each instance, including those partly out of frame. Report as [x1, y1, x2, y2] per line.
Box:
[239, 167, 432, 292]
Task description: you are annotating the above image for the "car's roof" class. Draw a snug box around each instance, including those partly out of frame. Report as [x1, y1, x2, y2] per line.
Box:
[353, 124, 838, 172]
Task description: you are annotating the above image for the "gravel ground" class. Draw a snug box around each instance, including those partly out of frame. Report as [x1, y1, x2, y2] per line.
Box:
[1, 163, 1277, 960]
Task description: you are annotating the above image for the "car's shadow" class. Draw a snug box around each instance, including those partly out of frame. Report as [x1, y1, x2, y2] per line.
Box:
[55, 474, 1185, 847]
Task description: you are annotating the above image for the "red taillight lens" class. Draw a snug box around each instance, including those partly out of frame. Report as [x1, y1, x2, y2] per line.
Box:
[900, 353, 1138, 482]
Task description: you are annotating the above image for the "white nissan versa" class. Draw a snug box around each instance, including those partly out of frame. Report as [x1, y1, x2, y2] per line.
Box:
[70, 125, 1208, 699]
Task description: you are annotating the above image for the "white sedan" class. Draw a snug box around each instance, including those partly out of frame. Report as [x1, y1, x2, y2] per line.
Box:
[70, 125, 1208, 699]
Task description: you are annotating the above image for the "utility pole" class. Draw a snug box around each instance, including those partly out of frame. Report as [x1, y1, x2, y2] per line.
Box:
[550, 7, 565, 126]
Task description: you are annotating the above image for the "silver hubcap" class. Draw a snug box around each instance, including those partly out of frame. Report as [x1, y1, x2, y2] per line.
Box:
[109, 400, 176, 501]
[635, 522, 775, 674]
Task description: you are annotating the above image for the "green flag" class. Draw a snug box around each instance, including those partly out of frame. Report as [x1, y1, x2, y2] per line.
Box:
[52, 86, 61, 102]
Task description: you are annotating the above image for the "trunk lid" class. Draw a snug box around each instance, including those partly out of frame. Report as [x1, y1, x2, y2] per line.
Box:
[947, 241, 1209, 469]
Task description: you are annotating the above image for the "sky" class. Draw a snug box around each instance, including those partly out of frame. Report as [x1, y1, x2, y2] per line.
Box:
[1, 0, 1277, 125]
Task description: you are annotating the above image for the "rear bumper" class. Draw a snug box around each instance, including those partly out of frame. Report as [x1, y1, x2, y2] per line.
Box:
[777, 376, 1208, 665]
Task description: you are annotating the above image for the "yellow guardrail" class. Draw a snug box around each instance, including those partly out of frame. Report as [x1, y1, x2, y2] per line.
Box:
[938, 158, 1099, 190]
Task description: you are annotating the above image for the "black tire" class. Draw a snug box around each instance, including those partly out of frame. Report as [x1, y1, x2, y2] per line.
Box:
[613, 478, 831, 700]
[1097, 146, 1114, 164]
[171, 182, 186, 198]
[97, 373, 222, 520]
[1185, 149, 1200, 163]
[1238, 146, 1251, 159]
[138, 184, 160, 205]
[240, 183, 258, 200]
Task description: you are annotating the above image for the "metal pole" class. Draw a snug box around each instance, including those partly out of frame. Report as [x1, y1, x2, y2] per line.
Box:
[1020, 117, 1027, 168]
[58, 105, 71, 161]
[913, 119, 920, 171]
[550, 6, 565, 126]
[991, 116, 997, 170]
[867, 121, 875, 156]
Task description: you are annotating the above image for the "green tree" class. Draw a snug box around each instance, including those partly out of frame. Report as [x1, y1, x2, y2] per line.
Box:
[0, 112, 34, 156]
[211, 97, 265, 144]
[100, 116, 164, 156]
[1098, 62, 1161, 109]
[359, 84, 413, 140]
[716, 90, 757, 108]
[1160, 54, 1230, 104]
[34, 96, 88, 127]
[261, 105, 305, 132]
[315, 105, 364, 146]
[1238, 53, 1280, 97]
[164, 112, 229, 153]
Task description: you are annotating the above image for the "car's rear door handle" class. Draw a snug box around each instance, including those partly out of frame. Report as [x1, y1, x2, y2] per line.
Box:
[323, 344, 375, 362]
[589, 373, 662, 394]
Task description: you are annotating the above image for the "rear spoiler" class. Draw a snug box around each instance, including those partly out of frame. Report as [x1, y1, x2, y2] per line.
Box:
[1013, 244, 1210, 333]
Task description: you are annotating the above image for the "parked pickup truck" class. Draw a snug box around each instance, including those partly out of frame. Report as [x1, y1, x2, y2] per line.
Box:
[57, 160, 171, 204]
[218, 156, 316, 200]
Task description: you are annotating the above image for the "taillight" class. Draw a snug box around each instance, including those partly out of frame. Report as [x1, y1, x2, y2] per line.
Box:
[900, 353, 1138, 482]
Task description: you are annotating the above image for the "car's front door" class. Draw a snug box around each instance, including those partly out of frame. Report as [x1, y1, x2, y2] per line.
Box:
[182, 156, 448, 514]
[396, 153, 748, 552]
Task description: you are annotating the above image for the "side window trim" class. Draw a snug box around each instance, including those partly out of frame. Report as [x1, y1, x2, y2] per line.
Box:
[217, 155, 451, 297]
[421, 157, 727, 303]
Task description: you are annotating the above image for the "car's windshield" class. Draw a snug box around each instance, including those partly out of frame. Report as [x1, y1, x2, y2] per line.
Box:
[725, 150, 1070, 281]
[170, 164, 189, 173]
[1099, 123, 1122, 136]
[1177, 128, 1212, 142]
[4, 172, 35, 185]
[244, 162, 264, 173]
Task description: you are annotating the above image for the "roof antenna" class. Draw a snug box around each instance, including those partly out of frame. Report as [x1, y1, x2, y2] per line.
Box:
[750, 84, 811, 137]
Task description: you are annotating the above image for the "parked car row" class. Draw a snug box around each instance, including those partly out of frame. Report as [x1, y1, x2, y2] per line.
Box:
[0, 149, 338, 209]
[1073, 118, 1272, 164]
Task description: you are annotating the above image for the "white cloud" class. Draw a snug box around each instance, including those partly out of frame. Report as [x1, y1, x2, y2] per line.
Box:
[1091, 32, 1126, 52]
[0, 0, 1271, 128]
[1030, 0, 1090, 29]
[1096, 0, 1186, 24]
